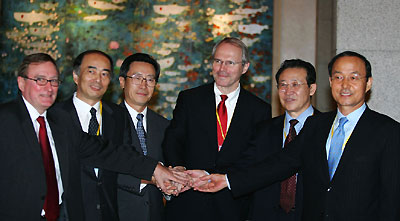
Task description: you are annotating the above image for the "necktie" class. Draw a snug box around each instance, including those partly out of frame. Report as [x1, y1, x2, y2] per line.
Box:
[37, 116, 59, 221]
[217, 95, 228, 150]
[280, 119, 299, 213]
[88, 107, 99, 136]
[328, 117, 348, 180]
[136, 113, 147, 155]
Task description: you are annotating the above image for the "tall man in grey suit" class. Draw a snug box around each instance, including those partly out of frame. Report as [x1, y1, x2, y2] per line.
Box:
[195, 51, 400, 220]
[163, 37, 271, 221]
[56, 50, 129, 221]
[250, 59, 318, 221]
[117, 53, 169, 221]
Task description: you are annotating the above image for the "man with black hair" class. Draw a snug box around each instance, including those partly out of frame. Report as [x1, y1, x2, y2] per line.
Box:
[118, 53, 169, 221]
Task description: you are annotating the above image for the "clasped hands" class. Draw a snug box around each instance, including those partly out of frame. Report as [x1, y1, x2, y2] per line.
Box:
[151, 163, 229, 196]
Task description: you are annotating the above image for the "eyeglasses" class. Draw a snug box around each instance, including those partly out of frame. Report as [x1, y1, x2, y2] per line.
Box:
[278, 82, 307, 91]
[23, 76, 61, 87]
[212, 58, 244, 67]
[331, 74, 367, 83]
[126, 74, 156, 87]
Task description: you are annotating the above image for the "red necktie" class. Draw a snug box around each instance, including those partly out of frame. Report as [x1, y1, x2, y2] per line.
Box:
[217, 95, 228, 150]
[280, 119, 299, 213]
[37, 116, 60, 221]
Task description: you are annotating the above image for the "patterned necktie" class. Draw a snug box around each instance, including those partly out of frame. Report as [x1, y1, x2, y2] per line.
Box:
[136, 113, 147, 155]
[88, 107, 99, 136]
[217, 95, 228, 150]
[328, 117, 348, 180]
[37, 116, 59, 221]
[280, 119, 299, 213]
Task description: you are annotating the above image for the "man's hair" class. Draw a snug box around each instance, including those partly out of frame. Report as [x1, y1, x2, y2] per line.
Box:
[119, 53, 161, 82]
[328, 51, 372, 79]
[275, 59, 316, 86]
[18, 53, 59, 77]
[73, 50, 114, 76]
[211, 37, 250, 65]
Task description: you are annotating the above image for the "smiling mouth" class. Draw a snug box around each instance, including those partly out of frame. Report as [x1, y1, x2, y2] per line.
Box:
[90, 84, 102, 91]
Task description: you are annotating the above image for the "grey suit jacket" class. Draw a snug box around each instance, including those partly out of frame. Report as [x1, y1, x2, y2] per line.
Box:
[118, 102, 169, 221]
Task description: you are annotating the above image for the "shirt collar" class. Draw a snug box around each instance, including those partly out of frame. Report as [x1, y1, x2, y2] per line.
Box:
[124, 100, 148, 119]
[22, 95, 47, 121]
[213, 83, 241, 105]
[73, 92, 100, 113]
[284, 105, 314, 133]
[336, 103, 366, 125]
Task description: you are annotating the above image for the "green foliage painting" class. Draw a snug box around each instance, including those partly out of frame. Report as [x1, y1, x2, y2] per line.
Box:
[0, 0, 273, 118]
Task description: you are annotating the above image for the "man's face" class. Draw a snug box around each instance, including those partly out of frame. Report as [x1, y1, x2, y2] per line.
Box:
[278, 68, 316, 118]
[329, 56, 372, 115]
[17, 61, 59, 114]
[212, 42, 249, 94]
[73, 53, 111, 105]
[119, 61, 156, 112]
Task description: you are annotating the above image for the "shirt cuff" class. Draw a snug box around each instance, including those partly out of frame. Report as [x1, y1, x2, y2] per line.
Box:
[225, 174, 231, 190]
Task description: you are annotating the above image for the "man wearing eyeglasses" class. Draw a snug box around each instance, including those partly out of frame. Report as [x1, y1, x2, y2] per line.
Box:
[56, 50, 131, 221]
[0, 53, 185, 220]
[162, 37, 271, 221]
[117, 53, 169, 221]
[250, 59, 319, 221]
[195, 51, 400, 221]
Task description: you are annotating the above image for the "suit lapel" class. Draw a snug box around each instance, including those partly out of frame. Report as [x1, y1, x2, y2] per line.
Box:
[146, 110, 158, 157]
[101, 102, 115, 141]
[219, 88, 247, 153]
[47, 109, 70, 192]
[331, 108, 371, 183]
[63, 98, 83, 131]
[120, 103, 142, 154]
[202, 85, 219, 154]
[17, 97, 44, 166]
[317, 112, 337, 183]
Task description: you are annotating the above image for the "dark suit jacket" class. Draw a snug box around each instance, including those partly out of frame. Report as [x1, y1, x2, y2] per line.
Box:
[163, 83, 271, 221]
[0, 96, 158, 221]
[57, 98, 132, 221]
[229, 107, 400, 221]
[117, 102, 169, 221]
[250, 109, 320, 221]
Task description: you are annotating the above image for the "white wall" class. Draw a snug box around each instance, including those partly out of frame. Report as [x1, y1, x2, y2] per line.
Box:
[335, 0, 400, 121]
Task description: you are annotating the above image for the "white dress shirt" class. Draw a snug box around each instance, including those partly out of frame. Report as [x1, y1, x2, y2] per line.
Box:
[124, 101, 148, 191]
[22, 96, 64, 215]
[73, 92, 101, 176]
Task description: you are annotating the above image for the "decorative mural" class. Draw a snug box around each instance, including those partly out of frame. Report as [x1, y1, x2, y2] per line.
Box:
[0, 0, 273, 118]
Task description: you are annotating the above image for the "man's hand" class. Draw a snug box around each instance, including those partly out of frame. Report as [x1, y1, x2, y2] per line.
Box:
[185, 169, 208, 187]
[193, 173, 228, 192]
[153, 163, 189, 195]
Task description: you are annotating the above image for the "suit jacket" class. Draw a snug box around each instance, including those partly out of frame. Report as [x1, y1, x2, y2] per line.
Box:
[229, 107, 400, 221]
[57, 98, 132, 221]
[117, 102, 169, 221]
[250, 109, 320, 221]
[0, 96, 158, 220]
[163, 83, 271, 221]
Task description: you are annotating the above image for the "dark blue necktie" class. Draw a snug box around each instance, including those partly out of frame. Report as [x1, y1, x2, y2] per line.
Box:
[328, 117, 348, 180]
[136, 113, 147, 155]
[88, 107, 98, 136]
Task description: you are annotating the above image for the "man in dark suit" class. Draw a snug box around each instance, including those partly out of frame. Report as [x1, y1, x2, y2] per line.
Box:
[0, 53, 186, 221]
[56, 50, 129, 221]
[196, 51, 400, 220]
[163, 37, 271, 221]
[249, 59, 318, 221]
[117, 53, 169, 221]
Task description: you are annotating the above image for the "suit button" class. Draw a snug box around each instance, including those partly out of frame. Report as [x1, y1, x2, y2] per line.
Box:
[327, 187, 331, 192]
[96, 204, 101, 210]
[97, 182, 102, 186]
